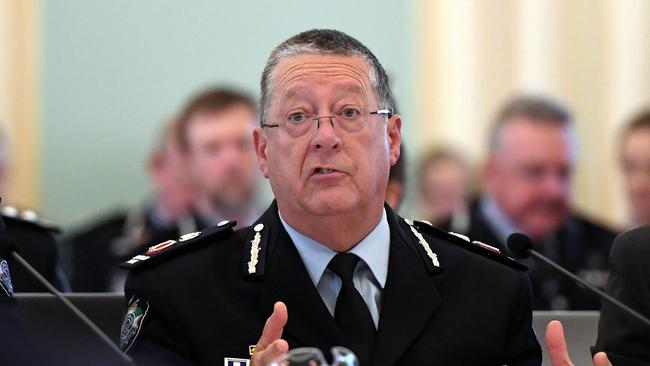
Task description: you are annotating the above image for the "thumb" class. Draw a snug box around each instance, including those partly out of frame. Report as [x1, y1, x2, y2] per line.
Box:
[257, 302, 288, 350]
[545, 320, 573, 366]
[593, 352, 611, 366]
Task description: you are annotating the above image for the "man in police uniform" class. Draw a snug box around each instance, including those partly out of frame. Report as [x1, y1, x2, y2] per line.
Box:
[122, 29, 541, 365]
[454, 96, 615, 310]
[0, 211, 47, 365]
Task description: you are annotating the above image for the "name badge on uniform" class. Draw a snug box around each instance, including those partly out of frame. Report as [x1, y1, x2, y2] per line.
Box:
[224, 357, 249, 366]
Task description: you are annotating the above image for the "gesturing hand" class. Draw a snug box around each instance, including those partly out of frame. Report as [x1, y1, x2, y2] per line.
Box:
[251, 302, 289, 366]
[545, 320, 611, 366]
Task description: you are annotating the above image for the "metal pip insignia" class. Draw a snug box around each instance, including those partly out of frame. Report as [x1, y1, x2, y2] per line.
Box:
[224, 357, 249, 366]
[119, 296, 150, 352]
[179, 231, 201, 242]
[0, 259, 15, 298]
[407, 221, 440, 267]
[247, 224, 263, 274]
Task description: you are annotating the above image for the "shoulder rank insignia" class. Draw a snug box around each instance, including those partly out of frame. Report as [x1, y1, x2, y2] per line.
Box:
[404, 219, 440, 268]
[120, 295, 150, 352]
[411, 220, 527, 271]
[0, 259, 15, 298]
[1, 205, 61, 233]
[120, 220, 236, 269]
[243, 223, 269, 278]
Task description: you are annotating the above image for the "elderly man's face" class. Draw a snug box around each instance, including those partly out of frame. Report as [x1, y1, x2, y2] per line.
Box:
[485, 118, 573, 240]
[254, 54, 401, 221]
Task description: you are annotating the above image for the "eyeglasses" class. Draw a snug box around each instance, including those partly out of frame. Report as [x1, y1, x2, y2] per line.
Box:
[261, 107, 392, 137]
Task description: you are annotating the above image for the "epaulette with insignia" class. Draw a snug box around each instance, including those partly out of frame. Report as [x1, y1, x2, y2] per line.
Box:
[407, 219, 527, 271]
[242, 222, 269, 278]
[119, 220, 236, 270]
[401, 218, 442, 274]
[1, 205, 61, 233]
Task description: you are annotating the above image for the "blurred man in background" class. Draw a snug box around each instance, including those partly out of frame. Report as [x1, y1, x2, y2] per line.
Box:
[418, 147, 471, 231]
[66, 121, 194, 292]
[618, 109, 650, 229]
[176, 87, 262, 228]
[69, 87, 262, 292]
[68, 120, 194, 292]
[460, 95, 616, 310]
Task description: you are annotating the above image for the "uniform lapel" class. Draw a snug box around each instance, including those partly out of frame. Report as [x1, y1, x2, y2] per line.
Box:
[258, 202, 344, 351]
[372, 209, 442, 366]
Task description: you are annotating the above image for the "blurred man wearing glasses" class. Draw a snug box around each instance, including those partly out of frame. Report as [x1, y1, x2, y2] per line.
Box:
[121, 29, 541, 366]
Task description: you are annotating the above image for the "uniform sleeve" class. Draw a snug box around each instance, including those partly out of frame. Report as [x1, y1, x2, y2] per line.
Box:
[594, 231, 650, 365]
[122, 269, 195, 366]
[504, 272, 543, 366]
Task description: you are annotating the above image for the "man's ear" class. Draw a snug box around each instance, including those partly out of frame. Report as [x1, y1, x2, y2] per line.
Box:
[253, 128, 270, 178]
[387, 114, 402, 166]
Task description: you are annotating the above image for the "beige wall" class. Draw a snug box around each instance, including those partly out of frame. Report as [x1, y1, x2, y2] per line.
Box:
[0, 0, 40, 209]
[415, 0, 650, 227]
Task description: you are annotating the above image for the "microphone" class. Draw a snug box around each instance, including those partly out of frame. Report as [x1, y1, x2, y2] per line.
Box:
[0, 233, 134, 365]
[507, 233, 650, 330]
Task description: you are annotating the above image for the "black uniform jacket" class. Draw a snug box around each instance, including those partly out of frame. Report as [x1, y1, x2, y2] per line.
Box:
[447, 198, 616, 310]
[123, 202, 541, 366]
[69, 206, 211, 292]
[594, 226, 650, 366]
[4, 214, 67, 292]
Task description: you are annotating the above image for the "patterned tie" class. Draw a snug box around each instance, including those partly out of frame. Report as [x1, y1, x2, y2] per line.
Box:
[327, 253, 376, 365]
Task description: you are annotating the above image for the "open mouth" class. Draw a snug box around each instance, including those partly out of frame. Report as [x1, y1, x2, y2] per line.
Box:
[315, 168, 338, 174]
[310, 166, 344, 177]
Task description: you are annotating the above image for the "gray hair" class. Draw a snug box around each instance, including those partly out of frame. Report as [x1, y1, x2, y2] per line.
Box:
[259, 29, 394, 122]
[488, 95, 574, 153]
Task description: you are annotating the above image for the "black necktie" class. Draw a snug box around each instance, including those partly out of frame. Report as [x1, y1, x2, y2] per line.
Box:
[328, 253, 376, 365]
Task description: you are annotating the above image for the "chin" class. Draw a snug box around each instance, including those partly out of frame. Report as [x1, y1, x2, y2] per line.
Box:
[303, 194, 360, 217]
[526, 221, 563, 240]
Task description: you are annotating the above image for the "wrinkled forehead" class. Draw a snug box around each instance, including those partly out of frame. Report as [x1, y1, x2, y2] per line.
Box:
[269, 54, 377, 108]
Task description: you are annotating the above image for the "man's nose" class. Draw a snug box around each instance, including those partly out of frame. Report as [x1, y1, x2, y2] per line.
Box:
[541, 174, 568, 196]
[220, 145, 245, 167]
[311, 117, 341, 150]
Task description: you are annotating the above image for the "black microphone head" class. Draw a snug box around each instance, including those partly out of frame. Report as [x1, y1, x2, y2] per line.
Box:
[507, 233, 533, 259]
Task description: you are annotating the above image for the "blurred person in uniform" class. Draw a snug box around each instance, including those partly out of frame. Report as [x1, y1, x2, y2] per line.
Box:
[418, 147, 471, 231]
[175, 87, 262, 228]
[618, 109, 650, 229]
[68, 120, 194, 292]
[592, 226, 650, 365]
[458, 95, 616, 310]
[120, 29, 540, 366]
[0, 126, 68, 292]
[0, 215, 48, 365]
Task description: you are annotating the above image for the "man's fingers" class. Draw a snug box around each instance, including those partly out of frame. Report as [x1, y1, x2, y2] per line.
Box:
[593, 352, 611, 366]
[545, 320, 573, 366]
[256, 339, 289, 366]
[257, 302, 288, 350]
